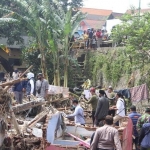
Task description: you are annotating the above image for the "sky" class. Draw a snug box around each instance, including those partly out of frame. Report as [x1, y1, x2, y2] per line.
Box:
[83, 0, 150, 13]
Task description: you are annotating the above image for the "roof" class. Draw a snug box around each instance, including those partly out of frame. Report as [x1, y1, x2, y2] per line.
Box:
[126, 8, 150, 14]
[81, 8, 112, 16]
[84, 20, 105, 29]
[111, 12, 123, 18]
[86, 14, 108, 21]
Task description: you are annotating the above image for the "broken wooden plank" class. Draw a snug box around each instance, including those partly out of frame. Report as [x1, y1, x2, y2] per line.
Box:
[57, 107, 70, 111]
[28, 111, 48, 128]
[12, 100, 45, 113]
[50, 98, 69, 103]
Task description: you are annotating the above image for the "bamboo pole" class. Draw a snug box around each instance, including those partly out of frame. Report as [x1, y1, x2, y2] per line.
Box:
[3, 65, 33, 92]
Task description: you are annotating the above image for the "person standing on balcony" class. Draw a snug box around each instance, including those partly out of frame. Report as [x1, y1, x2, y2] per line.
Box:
[83, 30, 89, 49]
[96, 29, 102, 48]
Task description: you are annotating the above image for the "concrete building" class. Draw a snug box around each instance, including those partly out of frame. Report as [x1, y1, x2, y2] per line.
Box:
[0, 36, 32, 73]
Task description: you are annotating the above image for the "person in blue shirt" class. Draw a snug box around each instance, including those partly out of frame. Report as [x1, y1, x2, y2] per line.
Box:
[66, 99, 85, 125]
[13, 72, 27, 104]
[138, 116, 150, 150]
[128, 105, 141, 150]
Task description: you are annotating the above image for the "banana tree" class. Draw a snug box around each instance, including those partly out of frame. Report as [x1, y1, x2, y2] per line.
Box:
[61, 8, 85, 87]
[0, 0, 52, 79]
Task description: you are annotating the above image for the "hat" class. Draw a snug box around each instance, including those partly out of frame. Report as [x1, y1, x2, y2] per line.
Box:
[90, 87, 95, 93]
[27, 72, 34, 79]
[38, 73, 43, 77]
[108, 86, 112, 89]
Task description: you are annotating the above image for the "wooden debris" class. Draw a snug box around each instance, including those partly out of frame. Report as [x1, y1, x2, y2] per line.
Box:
[12, 100, 45, 113]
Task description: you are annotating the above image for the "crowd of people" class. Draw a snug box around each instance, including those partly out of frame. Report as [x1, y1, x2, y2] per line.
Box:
[11, 69, 49, 104]
[82, 28, 108, 49]
[66, 86, 150, 150]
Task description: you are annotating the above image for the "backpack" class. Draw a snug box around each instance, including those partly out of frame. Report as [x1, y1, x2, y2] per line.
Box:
[141, 124, 150, 148]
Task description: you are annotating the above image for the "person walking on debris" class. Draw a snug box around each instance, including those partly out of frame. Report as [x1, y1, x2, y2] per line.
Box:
[112, 93, 125, 125]
[90, 115, 122, 150]
[107, 86, 116, 117]
[128, 105, 141, 150]
[138, 116, 150, 150]
[66, 99, 85, 125]
[84, 87, 98, 126]
[36, 73, 49, 99]
[13, 71, 27, 104]
[137, 108, 150, 133]
[95, 90, 109, 126]
[26, 72, 35, 100]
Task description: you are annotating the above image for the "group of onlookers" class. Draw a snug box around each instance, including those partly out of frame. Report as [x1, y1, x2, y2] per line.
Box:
[83, 28, 108, 49]
[66, 86, 150, 150]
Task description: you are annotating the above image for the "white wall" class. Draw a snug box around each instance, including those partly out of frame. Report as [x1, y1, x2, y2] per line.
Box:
[106, 19, 122, 34]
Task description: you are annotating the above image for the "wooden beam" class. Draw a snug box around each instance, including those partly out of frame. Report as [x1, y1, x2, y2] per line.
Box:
[49, 98, 69, 103]
[12, 100, 45, 113]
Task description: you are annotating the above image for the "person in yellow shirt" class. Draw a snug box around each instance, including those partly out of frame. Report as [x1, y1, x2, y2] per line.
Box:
[83, 30, 89, 49]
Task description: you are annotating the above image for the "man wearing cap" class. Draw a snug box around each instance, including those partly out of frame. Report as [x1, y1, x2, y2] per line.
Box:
[84, 87, 98, 126]
[36, 73, 49, 99]
[95, 90, 109, 126]
[66, 99, 85, 125]
[137, 108, 150, 132]
[128, 105, 141, 150]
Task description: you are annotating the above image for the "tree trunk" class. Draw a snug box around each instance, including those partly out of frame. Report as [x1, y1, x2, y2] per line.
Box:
[63, 36, 69, 87]
[40, 50, 48, 80]
[53, 57, 60, 86]
[63, 62, 68, 87]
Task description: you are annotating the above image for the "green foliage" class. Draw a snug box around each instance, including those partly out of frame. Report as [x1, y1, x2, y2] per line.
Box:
[22, 49, 54, 84]
[88, 49, 132, 86]
[112, 13, 150, 67]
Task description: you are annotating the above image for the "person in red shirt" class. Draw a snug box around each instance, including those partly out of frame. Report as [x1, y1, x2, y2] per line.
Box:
[96, 29, 102, 48]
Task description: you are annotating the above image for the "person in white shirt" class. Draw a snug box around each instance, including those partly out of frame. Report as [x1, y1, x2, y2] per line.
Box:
[12, 69, 19, 80]
[26, 72, 35, 99]
[111, 93, 125, 125]
[66, 99, 85, 125]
